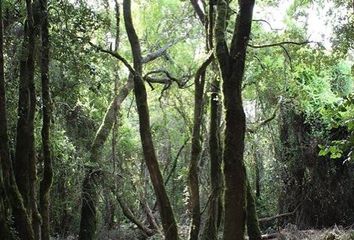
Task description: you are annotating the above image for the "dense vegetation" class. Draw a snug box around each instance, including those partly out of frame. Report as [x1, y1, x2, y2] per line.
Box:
[0, 0, 353, 239]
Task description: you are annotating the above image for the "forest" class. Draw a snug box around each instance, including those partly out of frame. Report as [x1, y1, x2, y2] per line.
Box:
[0, 0, 354, 239]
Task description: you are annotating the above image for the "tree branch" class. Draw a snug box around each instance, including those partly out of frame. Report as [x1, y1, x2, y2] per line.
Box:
[247, 98, 281, 134]
[88, 41, 136, 74]
[87, 38, 182, 75]
[190, 0, 206, 25]
[248, 41, 313, 49]
[259, 204, 300, 223]
[142, 37, 184, 63]
[252, 19, 283, 31]
[144, 69, 190, 89]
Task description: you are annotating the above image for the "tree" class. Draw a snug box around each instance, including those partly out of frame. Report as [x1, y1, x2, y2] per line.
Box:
[0, 1, 34, 239]
[0, 1, 11, 237]
[214, 0, 255, 239]
[39, 0, 53, 239]
[123, 0, 178, 238]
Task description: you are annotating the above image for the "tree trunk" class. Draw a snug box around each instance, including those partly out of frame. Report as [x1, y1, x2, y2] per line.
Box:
[200, 3, 224, 238]
[14, 0, 36, 212]
[188, 61, 210, 240]
[0, 3, 10, 237]
[123, 0, 178, 239]
[39, 0, 53, 239]
[0, 2, 34, 239]
[247, 183, 262, 240]
[200, 75, 223, 240]
[79, 169, 100, 240]
[78, 77, 133, 240]
[214, 0, 255, 239]
[77, 5, 176, 236]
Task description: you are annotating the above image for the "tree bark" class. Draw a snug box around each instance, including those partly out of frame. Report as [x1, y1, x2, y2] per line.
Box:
[247, 183, 262, 240]
[78, 77, 133, 240]
[78, 8, 177, 238]
[39, 0, 53, 239]
[0, 3, 10, 237]
[0, 2, 34, 239]
[79, 169, 100, 240]
[16, 1, 41, 236]
[214, 0, 255, 239]
[200, 2, 224, 239]
[200, 76, 223, 240]
[123, 0, 178, 239]
[188, 56, 213, 240]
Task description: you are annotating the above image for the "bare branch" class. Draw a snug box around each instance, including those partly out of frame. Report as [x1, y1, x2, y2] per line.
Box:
[144, 69, 190, 88]
[248, 41, 313, 69]
[248, 41, 313, 49]
[87, 38, 183, 74]
[142, 37, 184, 63]
[259, 204, 300, 223]
[247, 98, 282, 133]
[252, 19, 283, 31]
[88, 41, 136, 74]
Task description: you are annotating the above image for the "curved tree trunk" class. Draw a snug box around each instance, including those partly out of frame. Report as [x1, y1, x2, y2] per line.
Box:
[214, 0, 255, 239]
[123, 0, 178, 239]
[78, 4, 177, 237]
[78, 77, 133, 240]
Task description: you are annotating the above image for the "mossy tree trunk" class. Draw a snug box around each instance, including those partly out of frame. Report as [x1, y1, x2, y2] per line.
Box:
[123, 0, 178, 238]
[39, 0, 53, 239]
[188, 55, 213, 240]
[0, 3, 10, 237]
[246, 183, 262, 240]
[14, 1, 41, 237]
[78, 4, 177, 237]
[78, 76, 134, 240]
[201, 2, 224, 239]
[0, 1, 34, 239]
[15, 0, 36, 211]
[214, 0, 255, 239]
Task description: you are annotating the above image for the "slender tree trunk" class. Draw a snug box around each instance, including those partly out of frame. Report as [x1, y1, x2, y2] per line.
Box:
[78, 77, 133, 240]
[188, 65, 207, 240]
[201, 75, 223, 240]
[39, 0, 53, 239]
[123, 0, 178, 239]
[15, 1, 41, 237]
[200, 2, 224, 238]
[0, 2, 34, 239]
[0, 3, 10, 237]
[79, 169, 100, 240]
[78, 4, 175, 236]
[254, 151, 261, 198]
[214, 0, 255, 239]
[246, 183, 262, 240]
[15, 0, 35, 212]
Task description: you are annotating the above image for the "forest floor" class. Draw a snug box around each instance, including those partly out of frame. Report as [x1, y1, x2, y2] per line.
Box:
[55, 224, 354, 240]
[262, 224, 354, 240]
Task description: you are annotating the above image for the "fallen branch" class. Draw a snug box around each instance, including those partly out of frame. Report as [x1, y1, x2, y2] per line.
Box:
[259, 204, 300, 223]
[260, 233, 280, 239]
[114, 191, 156, 237]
